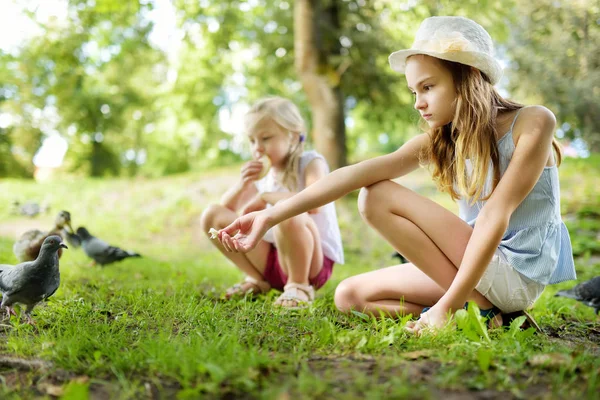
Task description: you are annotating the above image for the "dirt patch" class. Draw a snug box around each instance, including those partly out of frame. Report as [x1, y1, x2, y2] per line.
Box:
[0, 345, 596, 399]
[0, 356, 182, 399]
[544, 322, 600, 354]
[304, 354, 573, 400]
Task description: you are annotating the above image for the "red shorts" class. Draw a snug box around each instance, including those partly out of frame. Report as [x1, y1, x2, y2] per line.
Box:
[263, 244, 335, 291]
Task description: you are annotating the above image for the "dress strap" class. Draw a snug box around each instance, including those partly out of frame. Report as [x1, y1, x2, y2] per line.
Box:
[509, 107, 526, 133]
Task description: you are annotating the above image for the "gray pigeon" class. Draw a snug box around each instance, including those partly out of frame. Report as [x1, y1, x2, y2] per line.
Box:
[555, 276, 600, 314]
[0, 235, 67, 323]
[11, 200, 50, 217]
[76, 227, 141, 266]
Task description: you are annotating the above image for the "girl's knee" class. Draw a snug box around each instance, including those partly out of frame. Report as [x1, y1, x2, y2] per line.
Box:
[275, 213, 307, 233]
[358, 180, 398, 220]
[200, 204, 226, 230]
[334, 278, 363, 313]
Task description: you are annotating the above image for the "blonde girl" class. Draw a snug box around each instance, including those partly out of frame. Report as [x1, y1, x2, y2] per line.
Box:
[216, 17, 576, 332]
[201, 97, 344, 308]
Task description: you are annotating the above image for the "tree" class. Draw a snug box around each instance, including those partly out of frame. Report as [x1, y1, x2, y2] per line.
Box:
[1, 0, 165, 177]
[506, 0, 600, 151]
[295, 0, 346, 168]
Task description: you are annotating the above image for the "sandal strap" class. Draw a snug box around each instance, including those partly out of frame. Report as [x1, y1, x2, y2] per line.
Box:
[243, 276, 271, 293]
[282, 282, 315, 301]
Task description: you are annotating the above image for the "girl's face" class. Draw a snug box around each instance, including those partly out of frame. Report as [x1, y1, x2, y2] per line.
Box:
[405, 55, 457, 129]
[246, 116, 294, 169]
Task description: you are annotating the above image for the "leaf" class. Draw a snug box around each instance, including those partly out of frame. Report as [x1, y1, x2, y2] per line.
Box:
[198, 362, 225, 380]
[61, 379, 90, 400]
[467, 302, 491, 342]
[477, 347, 492, 374]
[351, 310, 369, 321]
[455, 309, 481, 342]
[355, 336, 368, 349]
[508, 315, 528, 337]
[379, 331, 395, 346]
[454, 309, 469, 330]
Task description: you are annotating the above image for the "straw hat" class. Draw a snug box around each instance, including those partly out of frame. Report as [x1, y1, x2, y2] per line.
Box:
[388, 16, 503, 85]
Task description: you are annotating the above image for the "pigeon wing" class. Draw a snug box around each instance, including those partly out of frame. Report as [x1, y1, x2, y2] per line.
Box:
[0, 262, 31, 293]
[95, 245, 140, 265]
[82, 236, 111, 261]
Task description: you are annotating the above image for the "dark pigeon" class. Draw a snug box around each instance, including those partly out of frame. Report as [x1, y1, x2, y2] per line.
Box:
[555, 276, 600, 314]
[0, 235, 67, 323]
[76, 227, 141, 266]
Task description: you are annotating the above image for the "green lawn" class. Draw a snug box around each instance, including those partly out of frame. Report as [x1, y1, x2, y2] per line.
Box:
[0, 156, 598, 399]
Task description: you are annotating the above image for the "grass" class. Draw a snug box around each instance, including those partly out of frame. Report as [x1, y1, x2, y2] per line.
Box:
[0, 156, 598, 399]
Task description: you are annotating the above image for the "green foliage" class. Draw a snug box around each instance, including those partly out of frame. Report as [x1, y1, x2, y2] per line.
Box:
[1, 0, 165, 177]
[0, 0, 596, 179]
[506, 0, 600, 150]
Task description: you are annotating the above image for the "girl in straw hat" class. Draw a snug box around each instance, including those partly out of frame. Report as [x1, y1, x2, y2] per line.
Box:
[216, 16, 576, 333]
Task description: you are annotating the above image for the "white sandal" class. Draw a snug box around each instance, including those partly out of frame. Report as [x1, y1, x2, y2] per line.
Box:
[274, 282, 315, 309]
[225, 276, 271, 299]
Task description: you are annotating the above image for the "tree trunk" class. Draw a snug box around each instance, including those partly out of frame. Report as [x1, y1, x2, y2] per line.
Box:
[90, 140, 103, 177]
[294, 0, 346, 169]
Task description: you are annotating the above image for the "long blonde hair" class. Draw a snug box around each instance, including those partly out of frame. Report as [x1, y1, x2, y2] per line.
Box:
[421, 60, 562, 203]
[245, 97, 306, 191]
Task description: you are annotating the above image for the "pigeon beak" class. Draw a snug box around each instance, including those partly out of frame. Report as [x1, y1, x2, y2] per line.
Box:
[60, 243, 68, 249]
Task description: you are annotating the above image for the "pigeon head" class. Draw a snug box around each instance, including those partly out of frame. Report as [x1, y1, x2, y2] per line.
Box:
[76, 227, 92, 240]
[56, 210, 74, 232]
[41, 235, 68, 254]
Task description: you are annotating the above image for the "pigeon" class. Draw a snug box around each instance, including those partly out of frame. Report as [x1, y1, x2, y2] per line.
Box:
[11, 201, 50, 217]
[13, 211, 75, 262]
[0, 235, 67, 323]
[555, 276, 600, 314]
[76, 227, 141, 266]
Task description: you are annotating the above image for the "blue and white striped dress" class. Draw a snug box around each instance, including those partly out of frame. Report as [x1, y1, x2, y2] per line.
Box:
[457, 109, 576, 285]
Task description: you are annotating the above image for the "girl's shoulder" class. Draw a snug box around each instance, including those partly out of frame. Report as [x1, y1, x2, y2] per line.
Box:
[300, 150, 328, 166]
[510, 106, 556, 144]
[299, 150, 330, 176]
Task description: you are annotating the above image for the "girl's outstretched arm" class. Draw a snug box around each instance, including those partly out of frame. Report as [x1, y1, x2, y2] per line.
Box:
[426, 106, 557, 324]
[219, 133, 429, 252]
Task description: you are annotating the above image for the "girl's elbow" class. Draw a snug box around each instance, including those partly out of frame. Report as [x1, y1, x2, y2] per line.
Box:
[477, 209, 510, 229]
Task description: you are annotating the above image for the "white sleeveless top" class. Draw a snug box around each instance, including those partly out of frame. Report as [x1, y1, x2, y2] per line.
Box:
[254, 150, 345, 264]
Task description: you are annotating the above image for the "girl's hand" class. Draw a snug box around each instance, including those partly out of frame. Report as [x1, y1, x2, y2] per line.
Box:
[240, 161, 264, 186]
[219, 210, 273, 253]
[241, 195, 267, 215]
[405, 304, 449, 335]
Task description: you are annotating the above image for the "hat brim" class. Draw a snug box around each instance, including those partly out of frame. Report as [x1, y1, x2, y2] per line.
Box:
[388, 49, 503, 85]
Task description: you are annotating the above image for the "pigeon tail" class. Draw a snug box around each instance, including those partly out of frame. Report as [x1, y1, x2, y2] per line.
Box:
[96, 247, 142, 265]
[554, 289, 579, 300]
